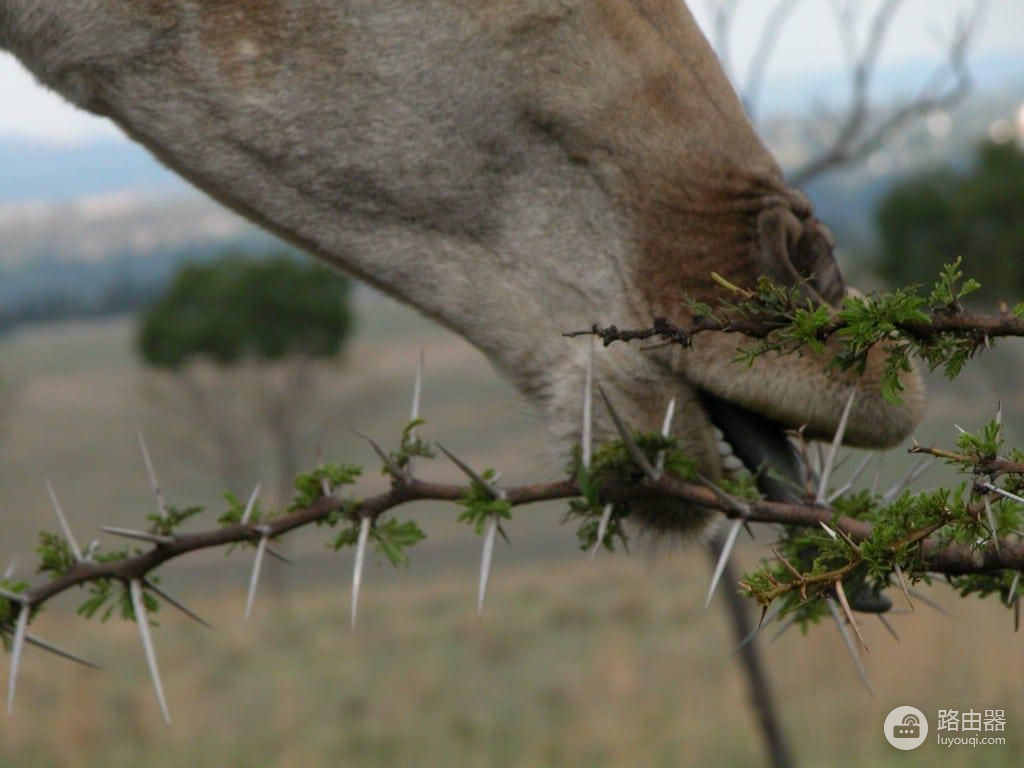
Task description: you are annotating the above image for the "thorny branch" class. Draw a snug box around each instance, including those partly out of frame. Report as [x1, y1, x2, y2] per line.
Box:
[3, 262, 1024, 717]
[566, 260, 1024, 405]
[568, 307, 1024, 349]
[10, 472, 1024, 611]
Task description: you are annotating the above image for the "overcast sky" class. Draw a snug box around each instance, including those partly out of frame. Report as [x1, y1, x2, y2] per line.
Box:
[0, 0, 1020, 144]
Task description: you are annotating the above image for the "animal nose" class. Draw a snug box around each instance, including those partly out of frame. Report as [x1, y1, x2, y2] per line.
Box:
[792, 219, 844, 306]
[756, 206, 846, 307]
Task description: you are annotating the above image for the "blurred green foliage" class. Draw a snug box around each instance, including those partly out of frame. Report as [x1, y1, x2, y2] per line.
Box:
[136, 253, 353, 368]
[875, 140, 1024, 304]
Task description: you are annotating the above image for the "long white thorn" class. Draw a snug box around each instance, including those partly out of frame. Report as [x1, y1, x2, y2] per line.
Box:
[264, 546, 292, 565]
[411, 349, 425, 423]
[983, 494, 1001, 556]
[130, 579, 170, 725]
[244, 535, 269, 622]
[705, 519, 743, 609]
[819, 521, 839, 540]
[893, 563, 914, 611]
[980, 483, 1024, 506]
[883, 457, 935, 504]
[770, 614, 798, 644]
[478, 516, 499, 618]
[699, 474, 752, 517]
[733, 601, 784, 653]
[6, 604, 29, 716]
[907, 588, 949, 617]
[354, 430, 411, 483]
[0, 587, 27, 604]
[598, 387, 660, 482]
[240, 482, 262, 526]
[2, 558, 17, 581]
[817, 391, 856, 505]
[99, 527, 174, 546]
[826, 597, 873, 695]
[828, 452, 876, 504]
[350, 516, 371, 632]
[316, 446, 333, 497]
[408, 350, 425, 475]
[137, 432, 168, 519]
[655, 396, 677, 475]
[877, 614, 900, 643]
[582, 339, 594, 471]
[46, 480, 83, 562]
[436, 444, 501, 498]
[835, 580, 869, 653]
[589, 503, 614, 561]
[2, 631, 101, 670]
[144, 580, 212, 629]
[1008, 572, 1020, 608]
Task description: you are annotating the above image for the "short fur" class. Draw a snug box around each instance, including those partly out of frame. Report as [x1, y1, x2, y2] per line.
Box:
[1, 0, 925, 527]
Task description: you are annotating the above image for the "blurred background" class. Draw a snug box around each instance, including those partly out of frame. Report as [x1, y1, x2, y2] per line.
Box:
[1, 1, 1023, 766]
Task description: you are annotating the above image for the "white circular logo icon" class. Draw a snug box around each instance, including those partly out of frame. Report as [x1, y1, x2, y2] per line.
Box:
[884, 706, 928, 750]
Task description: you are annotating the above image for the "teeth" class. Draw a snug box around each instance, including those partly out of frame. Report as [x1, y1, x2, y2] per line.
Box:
[714, 427, 750, 479]
[722, 455, 745, 473]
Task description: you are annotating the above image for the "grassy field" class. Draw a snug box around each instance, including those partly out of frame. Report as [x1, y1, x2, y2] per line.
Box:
[1, 296, 1022, 766]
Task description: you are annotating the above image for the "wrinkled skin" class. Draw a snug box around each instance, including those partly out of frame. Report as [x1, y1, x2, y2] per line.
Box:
[1, 0, 925, 530]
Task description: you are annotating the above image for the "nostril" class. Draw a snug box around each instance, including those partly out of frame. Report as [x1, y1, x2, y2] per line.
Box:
[792, 220, 845, 306]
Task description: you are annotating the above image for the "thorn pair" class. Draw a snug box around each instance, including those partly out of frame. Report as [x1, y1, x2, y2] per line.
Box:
[4, 561, 99, 717]
[816, 391, 857, 505]
[580, 340, 677, 559]
[438, 443, 505, 618]
[349, 352, 424, 631]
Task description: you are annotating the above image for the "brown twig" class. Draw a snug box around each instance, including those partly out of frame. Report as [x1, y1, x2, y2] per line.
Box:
[565, 309, 1024, 349]
[12, 472, 1024, 614]
[909, 445, 1024, 477]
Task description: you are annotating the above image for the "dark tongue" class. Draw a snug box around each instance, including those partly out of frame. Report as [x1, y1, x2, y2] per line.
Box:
[700, 394, 804, 503]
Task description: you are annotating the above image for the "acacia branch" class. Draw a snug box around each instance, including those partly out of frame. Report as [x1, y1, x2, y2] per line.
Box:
[566, 309, 1024, 349]
[11, 470, 1023, 614]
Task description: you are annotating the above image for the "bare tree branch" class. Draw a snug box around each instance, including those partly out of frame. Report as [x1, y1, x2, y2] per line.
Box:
[8, 466, 1022, 617]
[742, 0, 805, 121]
[711, 0, 988, 184]
[791, 0, 987, 185]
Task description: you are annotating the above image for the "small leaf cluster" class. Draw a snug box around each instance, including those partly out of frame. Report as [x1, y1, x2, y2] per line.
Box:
[75, 548, 133, 622]
[292, 463, 362, 510]
[709, 259, 1003, 404]
[389, 418, 435, 473]
[370, 518, 427, 567]
[148, 505, 204, 536]
[564, 465, 629, 554]
[457, 469, 512, 541]
[36, 531, 77, 578]
[218, 490, 264, 527]
[955, 418, 1003, 466]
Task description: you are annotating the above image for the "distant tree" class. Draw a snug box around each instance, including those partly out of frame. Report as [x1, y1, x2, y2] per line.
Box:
[875, 140, 1024, 305]
[137, 253, 354, 503]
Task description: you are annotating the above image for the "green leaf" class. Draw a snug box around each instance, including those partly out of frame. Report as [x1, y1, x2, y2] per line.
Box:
[371, 518, 427, 567]
[293, 463, 362, 508]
